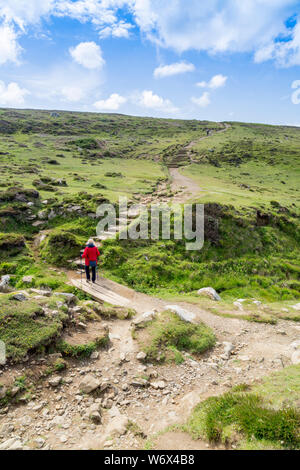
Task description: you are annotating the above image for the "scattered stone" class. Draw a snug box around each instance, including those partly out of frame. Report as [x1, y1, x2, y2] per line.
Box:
[150, 380, 166, 390]
[292, 303, 300, 311]
[89, 403, 102, 424]
[197, 287, 221, 301]
[79, 375, 101, 394]
[165, 305, 195, 323]
[30, 288, 52, 297]
[0, 275, 11, 293]
[131, 379, 148, 388]
[48, 376, 62, 387]
[105, 413, 129, 437]
[233, 301, 244, 311]
[12, 293, 27, 302]
[221, 342, 235, 360]
[34, 438, 45, 449]
[136, 352, 147, 361]
[0, 438, 23, 450]
[90, 351, 99, 360]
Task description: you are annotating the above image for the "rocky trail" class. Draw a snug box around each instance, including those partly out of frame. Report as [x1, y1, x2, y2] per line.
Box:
[1, 122, 299, 451]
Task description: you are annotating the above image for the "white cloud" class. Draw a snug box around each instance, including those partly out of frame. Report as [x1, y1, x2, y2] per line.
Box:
[99, 20, 133, 38]
[0, 80, 29, 106]
[25, 62, 104, 106]
[154, 61, 195, 78]
[133, 1, 298, 51]
[0, 1, 55, 29]
[69, 41, 105, 69]
[291, 80, 300, 104]
[137, 90, 178, 113]
[1, 0, 300, 74]
[191, 92, 211, 108]
[94, 93, 127, 110]
[196, 74, 228, 89]
[61, 86, 85, 102]
[0, 24, 22, 65]
[255, 18, 300, 67]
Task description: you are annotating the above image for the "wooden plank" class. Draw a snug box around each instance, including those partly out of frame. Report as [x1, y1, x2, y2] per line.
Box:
[71, 278, 130, 307]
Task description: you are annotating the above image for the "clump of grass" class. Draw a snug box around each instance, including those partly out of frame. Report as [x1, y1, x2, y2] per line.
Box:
[185, 391, 300, 449]
[40, 229, 82, 266]
[55, 335, 109, 358]
[135, 310, 215, 363]
[0, 295, 65, 362]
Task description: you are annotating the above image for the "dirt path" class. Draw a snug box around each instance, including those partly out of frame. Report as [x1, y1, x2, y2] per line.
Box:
[169, 122, 230, 202]
[169, 167, 203, 202]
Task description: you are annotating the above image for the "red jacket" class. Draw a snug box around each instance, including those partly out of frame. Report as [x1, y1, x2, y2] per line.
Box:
[82, 245, 100, 267]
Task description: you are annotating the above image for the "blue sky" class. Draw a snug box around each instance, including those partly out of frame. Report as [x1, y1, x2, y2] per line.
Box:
[0, 1, 300, 125]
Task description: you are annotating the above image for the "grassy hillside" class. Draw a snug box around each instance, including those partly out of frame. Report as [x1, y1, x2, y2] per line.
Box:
[0, 108, 299, 319]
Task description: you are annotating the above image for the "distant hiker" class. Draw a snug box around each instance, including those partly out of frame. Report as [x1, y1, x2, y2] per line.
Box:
[81, 239, 100, 284]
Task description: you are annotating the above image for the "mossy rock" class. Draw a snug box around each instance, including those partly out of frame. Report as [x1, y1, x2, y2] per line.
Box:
[0, 232, 26, 255]
[40, 230, 82, 266]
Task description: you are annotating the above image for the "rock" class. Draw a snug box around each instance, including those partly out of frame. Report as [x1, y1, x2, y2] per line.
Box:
[150, 380, 166, 390]
[292, 303, 300, 311]
[22, 275, 33, 284]
[165, 305, 196, 323]
[253, 300, 262, 306]
[0, 275, 11, 293]
[12, 293, 27, 302]
[291, 351, 300, 365]
[105, 414, 129, 437]
[90, 351, 99, 360]
[136, 352, 147, 361]
[197, 287, 221, 301]
[34, 438, 45, 449]
[131, 379, 148, 388]
[132, 311, 156, 327]
[233, 301, 244, 311]
[222, 342, 234, 359]
[38, 210, 48, 220]
[58, 293, 77, 305]
[30, 288, 52, 297]
[89, 403, 102, 424]
[290, 340, 300, 350]
[48, 376, 62, 387]
[0, 438, 23, 450]
[79, 375, 101, 394]
[0, 386, 7, 399]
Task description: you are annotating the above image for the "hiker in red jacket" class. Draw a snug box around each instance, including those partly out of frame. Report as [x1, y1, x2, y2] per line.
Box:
[81, 239, 100, 284]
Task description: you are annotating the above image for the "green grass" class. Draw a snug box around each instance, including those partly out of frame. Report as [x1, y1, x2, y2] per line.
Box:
[0, 294, 67, 361]
[184, 365, 300, 449]
[184, 122, 300, 209]
[55, 335, 109, 358]
[134, 310, 215, 363]
[101, 202, 300, 303]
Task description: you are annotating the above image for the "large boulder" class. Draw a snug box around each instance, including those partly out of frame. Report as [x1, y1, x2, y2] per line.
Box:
[197, 287, 221, 301]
